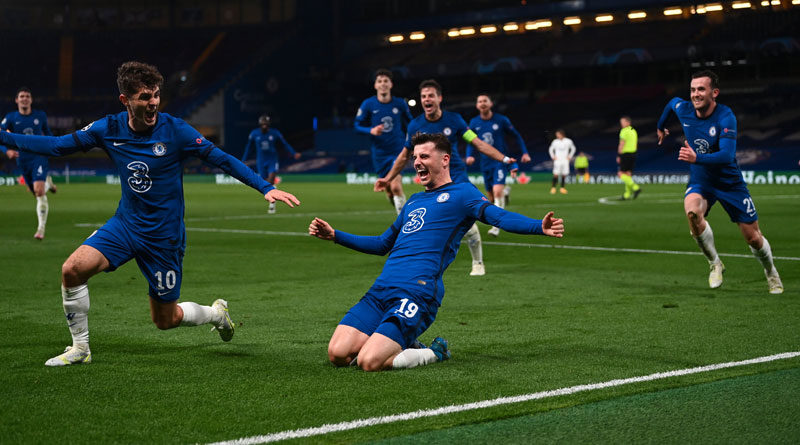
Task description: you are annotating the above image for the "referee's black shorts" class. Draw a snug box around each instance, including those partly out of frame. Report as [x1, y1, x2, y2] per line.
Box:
[619, 152, 637, 172]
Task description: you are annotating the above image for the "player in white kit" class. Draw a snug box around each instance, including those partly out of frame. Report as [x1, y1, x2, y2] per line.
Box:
[548, 129, 576, 194]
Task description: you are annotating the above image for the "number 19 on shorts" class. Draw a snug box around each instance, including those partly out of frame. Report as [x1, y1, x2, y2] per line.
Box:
[394, 298, 418, 319]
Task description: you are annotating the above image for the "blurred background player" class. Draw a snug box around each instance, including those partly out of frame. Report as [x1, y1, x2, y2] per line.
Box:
[618, 116, 641, 200]
[354, 68, 413, 214]
[657, 70, 782, 294]
[1, 87, 57, 240]
[241, 114, 301, 214]
[310, 133, 563, 372]
[574, 151, 590, 183]
[548, 129, 575, 194]
[466, 94, 530, 237]
[375, 79, 515, 276]
[0, 61, 301, 366]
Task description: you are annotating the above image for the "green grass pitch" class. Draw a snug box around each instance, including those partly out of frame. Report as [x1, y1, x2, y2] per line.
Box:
[1, 180, 798, 443]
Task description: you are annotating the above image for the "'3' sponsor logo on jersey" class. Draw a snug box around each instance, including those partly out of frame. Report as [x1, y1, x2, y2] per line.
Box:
[402, 208, 426, 233]
[127, 161, 152, 193]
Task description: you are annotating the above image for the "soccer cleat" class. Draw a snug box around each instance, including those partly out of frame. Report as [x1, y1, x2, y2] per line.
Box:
[470, 261, 485, 276]
[488, 226, 500, 237]
[268, 202, 276, 214]
[34, 230, 44, 240]
[429, 337, 451, 362]
[46, 175, 57, 194]
[410, 339, 427, 349]
[549, 187, 556, 194]
[708, 261, 725, 289]
[45, 345, 92, 367]
[559, 187, 568, 194]
[766, 269, 784, 295]
[633, 187, 642, 200]
[211, 299, 235, 342]
[503, 186, 511, 205]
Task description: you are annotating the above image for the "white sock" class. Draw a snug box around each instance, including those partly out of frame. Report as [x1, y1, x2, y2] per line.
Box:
[465, 223, 483, 264]
[178, 302, 219, 326]
[36, 195, 49, 231]
[62, 284, 90, 347]
[493, 197, 504, 209]
[750, 237, 777, 273]
[393, 194, 406, 215]
[694, 223, 720, 264]
[392, 348, 438, 369]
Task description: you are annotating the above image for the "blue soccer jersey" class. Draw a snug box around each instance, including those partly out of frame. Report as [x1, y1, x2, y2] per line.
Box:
[241, 128, 297, 177]
[355, 96, 412, 174]
[468, 113, 526, 189]
[334, 181, 544, 305]
[404, 111, 474, 183]
[657, 98, 744, 189]
[1, 110, 52, 176]
[0, 111, 274, 246]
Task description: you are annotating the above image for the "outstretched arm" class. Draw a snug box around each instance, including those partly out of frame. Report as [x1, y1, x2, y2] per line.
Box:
[481, 206, 564, 238]
[0, 131, 89, 157]
[470, 137, 515, 164]
[203, 146, 300, 208]
[657, 98, 681, 145]
[309, 217, 399, 255]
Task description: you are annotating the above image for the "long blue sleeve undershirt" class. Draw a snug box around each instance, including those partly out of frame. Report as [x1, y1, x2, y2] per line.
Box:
[0, 131, 275, 194]
[480, 204, 543, 234]
[334, 225, 398, 255]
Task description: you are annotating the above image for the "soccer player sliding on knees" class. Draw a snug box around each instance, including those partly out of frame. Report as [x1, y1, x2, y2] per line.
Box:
[310, 132, 563, 372]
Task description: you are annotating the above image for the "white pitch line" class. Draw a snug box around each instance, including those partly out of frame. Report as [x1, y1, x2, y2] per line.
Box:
[483, 241, 800, 261]
[207, 351, 800, 445]
[72, 224, 800, 262]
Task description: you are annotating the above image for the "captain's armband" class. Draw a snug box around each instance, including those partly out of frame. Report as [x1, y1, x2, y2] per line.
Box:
[462, 129, 477, 144]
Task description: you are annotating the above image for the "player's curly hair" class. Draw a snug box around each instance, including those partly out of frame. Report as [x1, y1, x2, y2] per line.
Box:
[116, 61, 164, 97]
[410, 132, 451, 155]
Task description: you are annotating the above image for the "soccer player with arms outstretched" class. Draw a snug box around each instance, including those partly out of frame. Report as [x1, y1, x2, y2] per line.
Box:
[0, 61, 301, 366]
[1, 87, 57, 239]
[465, 94, 531, 237]
[241, 114, 301, 214]
[354, 68, 413, 214]
[657, 70, 783, 294]
[374, 79, 516, 276]
[310, 133, 563, 372]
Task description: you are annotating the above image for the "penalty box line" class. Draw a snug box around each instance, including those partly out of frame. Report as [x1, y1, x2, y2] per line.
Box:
[208, 351, 800, 445]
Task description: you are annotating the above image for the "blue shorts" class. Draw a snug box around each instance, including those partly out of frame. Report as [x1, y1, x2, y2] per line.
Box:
[373, 155, 397, 178]
[20, 158, 48, 191]
[257, 159, 279, 177]
[339, 284, 438, 349]
[685, 183, 758, 223]
[83, 216, 185, 302]
[482, 166, 507, 192]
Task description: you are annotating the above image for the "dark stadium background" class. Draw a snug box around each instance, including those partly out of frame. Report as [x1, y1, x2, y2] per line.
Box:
[1, 0, 798, 179]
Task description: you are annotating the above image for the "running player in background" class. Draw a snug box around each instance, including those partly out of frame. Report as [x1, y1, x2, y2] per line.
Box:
[466, 94, 531, 237]
[548, 129, 575, 194]
[574, 151, 590, 183]
[618, 116, 641, 200]
[354, 68, 413, 214]
[0, 61, 301, 366]
[241, 114, 301, 214]
[657, 70, 782, 294]
[374, 79, 516, 276]
[1, 87, 57, 240]
[310, 133, 563, 372]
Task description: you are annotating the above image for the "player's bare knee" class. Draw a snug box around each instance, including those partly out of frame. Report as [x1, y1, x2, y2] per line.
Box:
[61, 260, 83, 286]
[152, 314, 179, 330]
[358, 354, 384, 372]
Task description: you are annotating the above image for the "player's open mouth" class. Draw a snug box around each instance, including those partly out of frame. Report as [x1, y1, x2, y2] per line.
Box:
[144, 111, 157, 123]
[416, 167, 430, 181]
